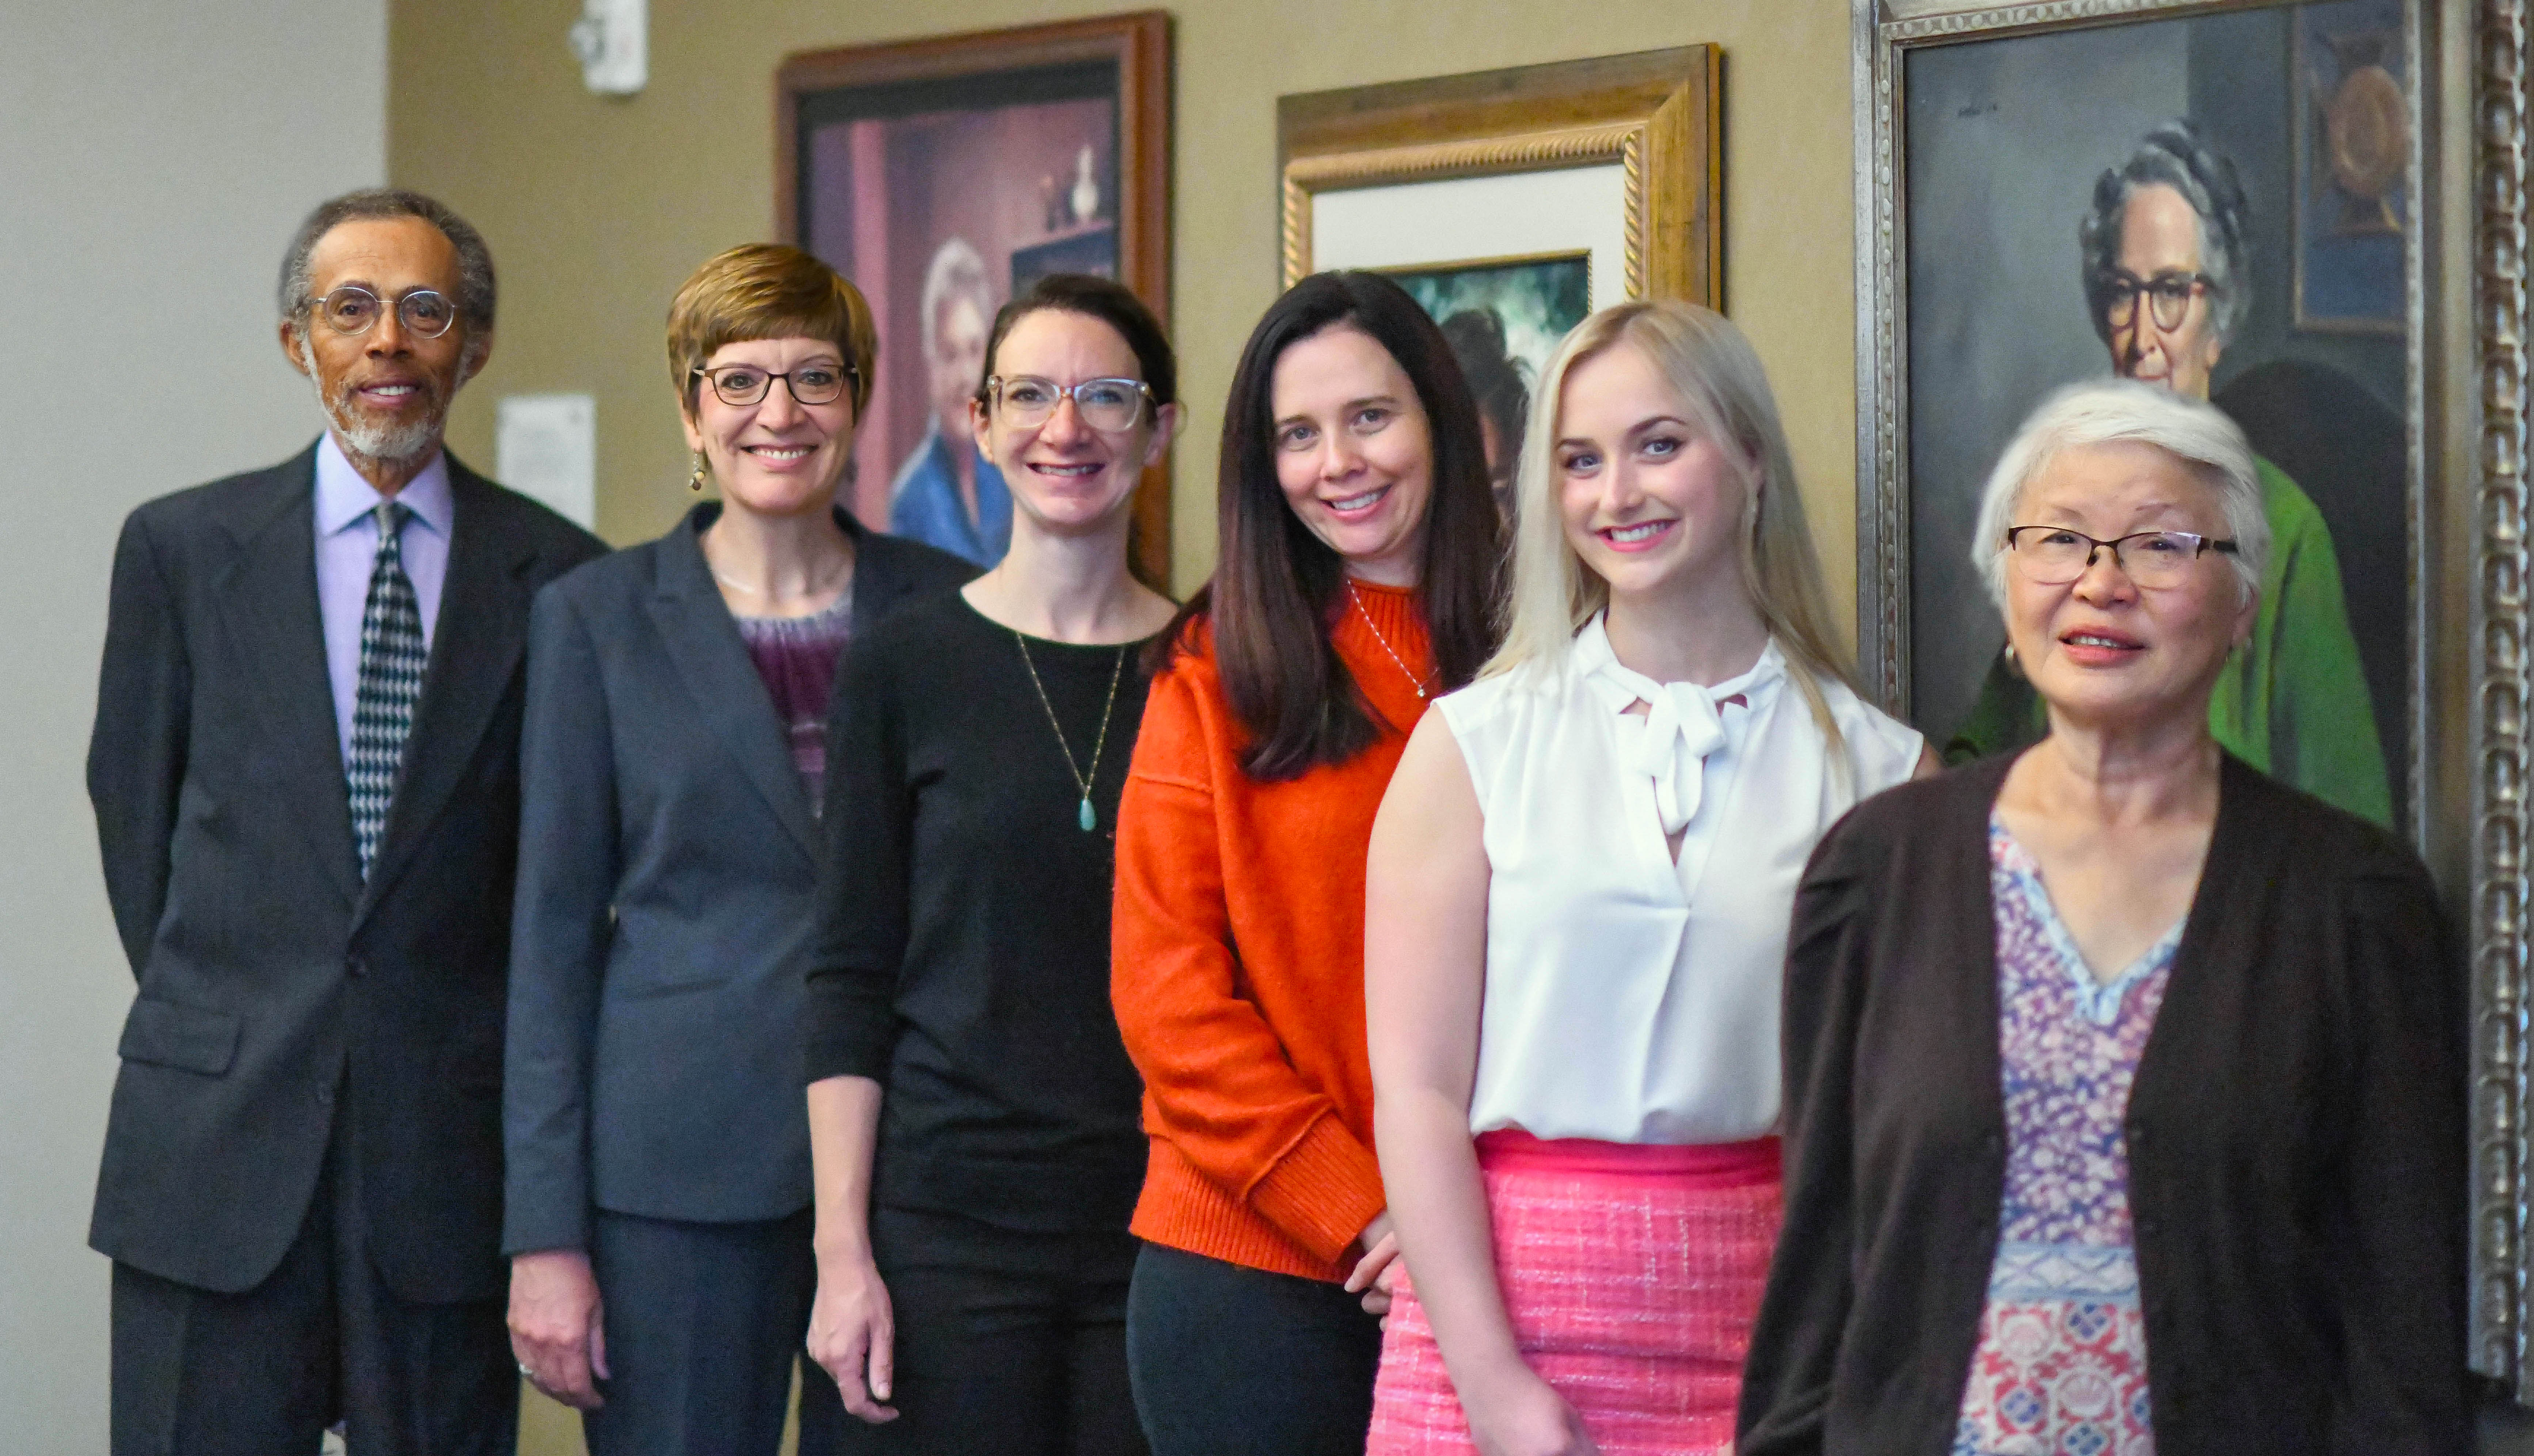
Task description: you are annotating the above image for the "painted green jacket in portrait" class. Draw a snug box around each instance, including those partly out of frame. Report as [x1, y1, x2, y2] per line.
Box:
[1945, 456, 2393, 827]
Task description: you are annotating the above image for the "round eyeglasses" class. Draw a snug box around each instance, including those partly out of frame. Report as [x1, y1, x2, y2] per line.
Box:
[2095, 268, 2217, 332]
[2004, 526, 2239, 589]
[987, 376, 1153, 432]
[691, 362, 856, 408]
[313, 285, 458, 339]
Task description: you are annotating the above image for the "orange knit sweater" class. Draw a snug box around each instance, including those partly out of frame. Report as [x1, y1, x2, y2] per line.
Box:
[1111, 581, 1434, 1282]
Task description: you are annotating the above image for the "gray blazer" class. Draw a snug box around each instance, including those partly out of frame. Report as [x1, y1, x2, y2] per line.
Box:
[502, 502, 973, 1253]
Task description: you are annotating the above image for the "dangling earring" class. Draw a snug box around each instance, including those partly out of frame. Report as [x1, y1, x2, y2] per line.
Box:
[689, 451, 707, 493]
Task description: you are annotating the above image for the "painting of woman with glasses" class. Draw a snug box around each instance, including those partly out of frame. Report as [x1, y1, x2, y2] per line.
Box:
[1903, 0, 2411, 829]
[1947, 119, 2390, 827]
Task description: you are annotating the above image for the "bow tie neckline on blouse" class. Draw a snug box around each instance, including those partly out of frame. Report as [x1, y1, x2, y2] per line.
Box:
[1572, 615, 1784, 836]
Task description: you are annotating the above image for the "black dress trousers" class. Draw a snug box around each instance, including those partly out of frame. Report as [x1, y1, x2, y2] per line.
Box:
[109, 1067, 515, 1456]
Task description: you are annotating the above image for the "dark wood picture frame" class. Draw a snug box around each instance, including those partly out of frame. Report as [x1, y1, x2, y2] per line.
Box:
[777, 11, 1174, 588]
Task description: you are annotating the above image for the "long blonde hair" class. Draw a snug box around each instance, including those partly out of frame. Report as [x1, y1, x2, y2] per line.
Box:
[1485, 300, 1856, 748]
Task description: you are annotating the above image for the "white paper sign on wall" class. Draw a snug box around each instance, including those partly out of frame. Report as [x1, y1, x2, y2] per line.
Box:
[498, 393, 597, 531]
[570, 0, 646, 96]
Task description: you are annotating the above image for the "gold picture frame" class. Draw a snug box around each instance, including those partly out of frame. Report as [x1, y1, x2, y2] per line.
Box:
[1370, 247, 1593, 281]
[1276, 47, 1723, 306]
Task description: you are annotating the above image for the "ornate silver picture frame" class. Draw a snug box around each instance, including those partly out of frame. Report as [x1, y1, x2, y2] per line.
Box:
[1852, 0, 2530, 1396]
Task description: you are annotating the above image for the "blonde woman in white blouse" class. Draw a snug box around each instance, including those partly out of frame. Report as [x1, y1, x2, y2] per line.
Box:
[1361, 301, 1934, 1456]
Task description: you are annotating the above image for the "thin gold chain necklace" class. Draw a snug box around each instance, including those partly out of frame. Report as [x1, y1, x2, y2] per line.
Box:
[1347, 580, 1430, 699]
[1012, 632, 1128, 832]
[712, 567, 851, 602]
[703, 531, 853, 603]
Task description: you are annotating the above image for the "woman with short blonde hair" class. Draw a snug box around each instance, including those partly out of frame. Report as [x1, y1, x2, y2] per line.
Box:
[1365, 300, 1926, 1454]
[504, 243, 973, 1454]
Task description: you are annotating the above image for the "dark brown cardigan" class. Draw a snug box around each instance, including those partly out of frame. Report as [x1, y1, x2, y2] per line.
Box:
[1736, 750, 2468, 1455]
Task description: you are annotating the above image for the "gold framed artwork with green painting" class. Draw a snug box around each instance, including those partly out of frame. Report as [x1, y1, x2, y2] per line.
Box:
[1276, 47, 1723, 308]
[1382, 251, 1593, 385]
[1377, 249, 1593, 510]
[1278, 49, 1718, 506]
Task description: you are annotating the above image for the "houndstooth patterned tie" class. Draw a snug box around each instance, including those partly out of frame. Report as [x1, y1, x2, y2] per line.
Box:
[346, 500, 427, 877]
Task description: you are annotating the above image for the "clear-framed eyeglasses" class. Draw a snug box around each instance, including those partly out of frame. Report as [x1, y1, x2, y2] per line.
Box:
[691, 362, 856, 408]
[2094, 268, 2217, 332]
[2004, 526, 2240, 589]
[312, 285, 459, 339]
[986, 376, 1153, 432]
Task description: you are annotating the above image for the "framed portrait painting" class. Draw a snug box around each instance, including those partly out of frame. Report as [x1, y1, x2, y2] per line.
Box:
[777, 12, 1171, 584]
[1279, 49, 1721, 499]
[1854, 0, 2534, 1396]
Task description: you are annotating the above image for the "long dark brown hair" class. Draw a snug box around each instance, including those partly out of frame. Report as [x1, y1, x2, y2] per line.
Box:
[1157, 271, 1502, 780]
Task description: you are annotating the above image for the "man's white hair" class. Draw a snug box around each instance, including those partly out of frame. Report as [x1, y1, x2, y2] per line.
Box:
[1970, 378, 2268, 609]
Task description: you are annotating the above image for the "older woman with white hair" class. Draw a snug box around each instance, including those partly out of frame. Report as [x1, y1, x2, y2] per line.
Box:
[1736, 378, 2466, 1455]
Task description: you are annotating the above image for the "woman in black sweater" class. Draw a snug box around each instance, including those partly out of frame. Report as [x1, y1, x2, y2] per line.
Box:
[801, 274, 1180, 1454]
[1736, 381, 2465, 1455]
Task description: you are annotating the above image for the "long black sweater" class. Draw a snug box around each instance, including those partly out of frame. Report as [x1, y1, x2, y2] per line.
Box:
[802, 593, 1153, 1233]
[1735, 750, 2469, 1455]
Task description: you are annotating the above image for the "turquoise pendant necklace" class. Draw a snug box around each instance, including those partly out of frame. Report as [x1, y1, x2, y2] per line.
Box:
[1012, 632, 1128, 832]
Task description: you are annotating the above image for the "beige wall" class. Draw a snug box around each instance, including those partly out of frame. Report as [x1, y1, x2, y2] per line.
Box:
[391, 0, 1860, 640]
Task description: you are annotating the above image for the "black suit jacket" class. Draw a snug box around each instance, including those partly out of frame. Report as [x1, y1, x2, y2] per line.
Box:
[1736, 751, 2469, 1455]
[502, 503, 973, 1254]
[87, 441, 606, 1302]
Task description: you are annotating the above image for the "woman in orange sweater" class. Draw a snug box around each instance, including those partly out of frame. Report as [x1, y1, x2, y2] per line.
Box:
[1110, 271, 1503, 1455]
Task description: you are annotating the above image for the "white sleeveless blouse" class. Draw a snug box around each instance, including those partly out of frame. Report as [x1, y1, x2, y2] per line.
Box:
[1437, 615, 1922, 1144]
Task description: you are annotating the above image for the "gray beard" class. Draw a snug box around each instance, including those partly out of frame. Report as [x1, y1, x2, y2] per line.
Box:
[298, 336, 447, 467]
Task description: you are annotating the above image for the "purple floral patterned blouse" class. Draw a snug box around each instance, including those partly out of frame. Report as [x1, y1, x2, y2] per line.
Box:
[1953, 815, 2182, 1456]
[731, 590, 853, 811]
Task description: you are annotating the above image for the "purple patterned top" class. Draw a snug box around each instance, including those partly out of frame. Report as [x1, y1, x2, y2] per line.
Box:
[732, 590, 853, 811]
[1953, 815, 2182, 1456]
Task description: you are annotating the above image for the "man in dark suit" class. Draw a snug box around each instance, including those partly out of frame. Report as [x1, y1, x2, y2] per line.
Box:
[87, 188, 606, 1455]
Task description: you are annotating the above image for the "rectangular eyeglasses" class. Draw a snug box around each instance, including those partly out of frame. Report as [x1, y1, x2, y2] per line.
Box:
[2004, 526, 2239, 588]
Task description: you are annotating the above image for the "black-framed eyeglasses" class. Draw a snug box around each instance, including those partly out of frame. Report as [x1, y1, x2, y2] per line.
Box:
[2004, 526, 2239, 588]
[2094, 268, 2218, 332]
[691, 362, 856, 408]
[986, 376, 1152, 432]
[312, 285, 457, 339]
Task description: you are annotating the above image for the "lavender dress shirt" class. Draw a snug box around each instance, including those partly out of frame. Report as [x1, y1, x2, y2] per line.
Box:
[314, 432, 452, 767]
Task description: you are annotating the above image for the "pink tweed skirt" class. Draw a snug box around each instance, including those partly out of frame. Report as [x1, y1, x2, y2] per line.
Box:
[1365, 1130, 1782, 1456]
